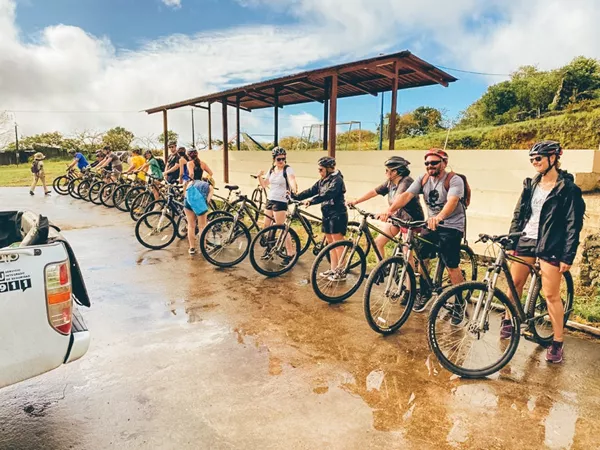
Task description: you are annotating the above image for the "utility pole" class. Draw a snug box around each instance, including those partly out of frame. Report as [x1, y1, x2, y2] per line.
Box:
[191, 108, 195, 148]
[14, 122, 19, 166]
[378, 92, 385, 150]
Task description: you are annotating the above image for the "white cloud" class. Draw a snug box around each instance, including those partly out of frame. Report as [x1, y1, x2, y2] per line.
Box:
[0, 0, 599, 146]
[161, 0, 181, 9]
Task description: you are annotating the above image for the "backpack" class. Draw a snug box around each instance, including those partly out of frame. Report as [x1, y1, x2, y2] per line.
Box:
[31, 161, 40, 175]
[574, 187, 587, 229]
[156, 157, 166, 172]
[422, 171, 471, 208]
[269, 164, 290, 191]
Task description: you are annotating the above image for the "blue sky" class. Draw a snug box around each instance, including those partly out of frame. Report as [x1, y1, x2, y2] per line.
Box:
[3, 0, 598, 144]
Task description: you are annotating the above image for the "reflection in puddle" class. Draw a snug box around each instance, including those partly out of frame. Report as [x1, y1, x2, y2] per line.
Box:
[447, 416, 469, 448]
[453, 384, 498, 409]
[544, 402, 578, 450]
[366, 370, 385, 392]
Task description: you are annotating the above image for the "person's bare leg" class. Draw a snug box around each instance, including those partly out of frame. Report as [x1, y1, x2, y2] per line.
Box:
[41, 174, 49, 194]
[539, 260, 565, 342]
[184, 208, 197, 249]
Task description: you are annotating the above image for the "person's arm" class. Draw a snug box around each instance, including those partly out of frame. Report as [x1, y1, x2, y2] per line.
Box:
[348, 189, 378, 207]
[292, 181, 319, 201]
[307, 176, 343, 206]
[67, 158, 77, 169]
[186, 160, 195, 180]
[200, 161, 213, 177]
[288, 174, 298, 194]
[257, 170, 270, 189]
[560, 186, 583, 270]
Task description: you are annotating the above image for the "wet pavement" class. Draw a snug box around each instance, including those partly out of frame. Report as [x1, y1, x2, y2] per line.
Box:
[1, 187, 599, 450]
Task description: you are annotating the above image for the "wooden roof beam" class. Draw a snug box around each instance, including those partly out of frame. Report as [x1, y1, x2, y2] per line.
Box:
[400, 60, 449, 87]
[296, 78, 326, 92]
[338, 75, 378, 97]
[244, 91, 277, 106]
[280, 85, 324, 103]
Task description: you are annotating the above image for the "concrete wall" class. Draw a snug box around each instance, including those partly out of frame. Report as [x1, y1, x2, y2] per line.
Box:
[199, 149, 600, 253]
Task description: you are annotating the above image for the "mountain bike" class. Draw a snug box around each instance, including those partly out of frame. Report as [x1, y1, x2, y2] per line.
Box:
[135, 183, 188, 250]
[129, 176, 165, 221]
[427, 232, 574, 379]
[88, 169, 115, 205]
[52, 168, 77, 195]
[112, 175, 144, 212]
[362, 217, 477, 335]
[250, 174, 267, 212]
[74, 168, 99, 202]
[199, 189, 264, 268]
[207, 184, 261, 223]
[248, 200, 368, 277]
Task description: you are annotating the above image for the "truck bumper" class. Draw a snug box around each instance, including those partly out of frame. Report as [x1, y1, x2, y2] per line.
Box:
[65, 330, 90, 364]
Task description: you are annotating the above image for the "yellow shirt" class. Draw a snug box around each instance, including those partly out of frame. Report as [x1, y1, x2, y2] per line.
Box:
[130, 155, 146, 181]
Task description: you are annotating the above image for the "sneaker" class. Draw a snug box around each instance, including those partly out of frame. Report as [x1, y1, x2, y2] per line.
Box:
[29, 191, 34, 196]
[45, 191, 51, 196]
[319, 270, 334, 278]
[328, 272, 347, 282]
[260, 249, 271, 260]
[280, 255, 293, 267]
[545, 341, 564, 363]
[500, 319, 513, 340]
[413, 293, 432, 313]
[188, 248, 197, 255]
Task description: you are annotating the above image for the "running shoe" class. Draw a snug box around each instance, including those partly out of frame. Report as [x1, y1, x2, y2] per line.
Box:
[545, 341, 564, 363]
[500, 319, 513, 340]
[319, 269, 334, 278]
[188, 248, 197, 255]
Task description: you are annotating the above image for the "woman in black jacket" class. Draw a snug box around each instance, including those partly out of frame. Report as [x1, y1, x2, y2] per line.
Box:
[504, 140, 584, 364]
[292, 156, 348, 280]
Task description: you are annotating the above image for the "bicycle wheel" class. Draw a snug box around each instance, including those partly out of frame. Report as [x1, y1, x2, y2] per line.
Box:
[68, 179, 82, 199]
[528, 271, 574, 347]
[113, 184, 131, 212]
[249, 225, 301, 277]
[436, 244, 478, 290]
[428, 281, 521, 378]
[207, 210, 233, 222]
[199, 217, 251, 268]
[100, 183, 117, 207]
[125, 186, 145, 211]
[310, 240, 367, 304]
[130, 192, 154, 221]
[89, 181, 105, 205]
[144, 199, 168, 214]
[363, 256, 416, 335]
[251, 188, 263, 210]
[53, 176, 70, 195]
[77, 180, 91, 201]
[229, 198, 260, 224]
[135, 211, 177, 250]
[175, 214, 188, 239]
[293, 216, 314, 256]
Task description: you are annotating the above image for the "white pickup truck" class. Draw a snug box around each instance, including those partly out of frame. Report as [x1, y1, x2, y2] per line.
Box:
[0, 211, 91, 389]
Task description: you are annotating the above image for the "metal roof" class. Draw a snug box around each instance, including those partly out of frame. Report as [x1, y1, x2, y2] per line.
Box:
[145, 50, 457, 114]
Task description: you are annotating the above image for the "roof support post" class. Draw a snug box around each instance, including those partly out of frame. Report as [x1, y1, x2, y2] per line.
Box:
[221, 99, 229, 183]
[162, 109, 168, 161]
[328, 74, 338, 158]
[274, 87, 280, 147]
[389, 61, 398, 150]
[208, 103, 212, 150]
[323, 77, 330, 151]
[236, 96, 241, 151]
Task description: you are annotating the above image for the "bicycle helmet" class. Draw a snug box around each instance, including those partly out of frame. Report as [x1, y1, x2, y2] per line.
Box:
[272, 146, 287, 158]
[317, 156, 336, 168]
[384, 156, 410, 176]
[186, 147, 198, 157]
[424, 148, 448, 161]
[529, 140, 562, 157]
[68, 149, 76, 155]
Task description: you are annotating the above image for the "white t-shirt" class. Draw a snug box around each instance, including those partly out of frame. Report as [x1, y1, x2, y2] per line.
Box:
[267, 166, 294, 203]
[523, 185, 551, 239]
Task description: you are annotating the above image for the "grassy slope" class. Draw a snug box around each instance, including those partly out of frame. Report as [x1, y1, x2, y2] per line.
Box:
[0, 160, 72, 187]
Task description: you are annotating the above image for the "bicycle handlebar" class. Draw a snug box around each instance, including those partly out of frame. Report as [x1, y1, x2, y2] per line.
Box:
[476, 232, 525, 246]
[348, 204, 376, 219]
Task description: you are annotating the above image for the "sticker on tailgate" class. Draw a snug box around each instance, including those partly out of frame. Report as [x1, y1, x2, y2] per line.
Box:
[0, 269, 32, 293]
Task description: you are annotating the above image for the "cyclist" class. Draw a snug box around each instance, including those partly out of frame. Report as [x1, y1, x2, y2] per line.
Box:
[379, 148, 466, 313]
[97, 145, 123, 181]
[177, 146, 192, 187]
[163, 141, 181, 184]
[66, 149, 89, 173]
[292, 156, 347, 280]
[256, 147, 299, 264]
[124, 148, 146, 182]
[139, 150, 164, 201]
[504, 141, 584, 363]
[90, 150, 104, 169]
[184, 147, 214, 254]
[347, 156, 424, 258]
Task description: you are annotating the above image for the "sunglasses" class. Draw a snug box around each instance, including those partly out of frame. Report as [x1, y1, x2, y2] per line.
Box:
[424, 160, 442, 167]
[530, 156, 544, 163]
[276, 157, 286, 162]
[318, 167, 325, 172]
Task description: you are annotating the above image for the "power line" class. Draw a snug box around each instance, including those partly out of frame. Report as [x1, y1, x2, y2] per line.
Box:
[434, 65, 510, 77]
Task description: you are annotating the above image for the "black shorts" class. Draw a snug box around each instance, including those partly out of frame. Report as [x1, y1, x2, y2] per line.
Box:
[514, 236, 560, 267]
[322, 212, 348, 235]
[419, 226, 463, 269]
[265, 200, 288, 212]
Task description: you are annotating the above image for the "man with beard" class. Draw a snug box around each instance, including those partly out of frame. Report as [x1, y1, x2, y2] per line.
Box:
[378, 148, 466, 314]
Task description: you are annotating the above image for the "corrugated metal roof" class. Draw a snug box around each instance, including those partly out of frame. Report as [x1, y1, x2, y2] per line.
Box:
[145, 50, 457, 114]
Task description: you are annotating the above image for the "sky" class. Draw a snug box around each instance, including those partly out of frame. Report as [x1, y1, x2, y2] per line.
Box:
[1, 0, 599, 147]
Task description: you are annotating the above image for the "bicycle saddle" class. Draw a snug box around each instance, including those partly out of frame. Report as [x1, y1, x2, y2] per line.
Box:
[225, 185, 239, 191]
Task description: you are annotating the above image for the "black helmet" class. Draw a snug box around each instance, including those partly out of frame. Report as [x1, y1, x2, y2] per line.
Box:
[68, 149, 76, 155]
[529, 140, 562, 158]
[272, 146, 287, 158]
[384, 156, 410, 175]
[317, 156, 336, 168]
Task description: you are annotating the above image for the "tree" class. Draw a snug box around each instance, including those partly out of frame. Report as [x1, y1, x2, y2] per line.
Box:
[73, 129, 105, 152]
[158, 130, 179, 147]
[0, 111, 12, 149]
[412, 106, 444, 133]
[552, 56, 600, 109]
[101, 127, 135, 153]
[135, 133, 158, 151]
[480, 81, 519, 124]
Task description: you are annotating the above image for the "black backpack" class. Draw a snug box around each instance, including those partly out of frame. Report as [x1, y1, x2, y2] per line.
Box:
[156, 157, 166, 172]
[31, 161, 40, 174]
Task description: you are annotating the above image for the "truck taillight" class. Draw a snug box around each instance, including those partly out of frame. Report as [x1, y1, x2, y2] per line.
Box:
[45, 262, 72, 335]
